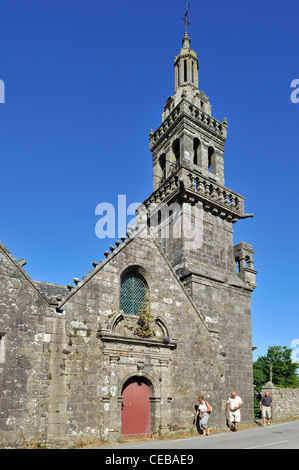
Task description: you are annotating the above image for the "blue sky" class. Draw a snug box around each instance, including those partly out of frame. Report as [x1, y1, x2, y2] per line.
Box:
[0, 0, 298, 363]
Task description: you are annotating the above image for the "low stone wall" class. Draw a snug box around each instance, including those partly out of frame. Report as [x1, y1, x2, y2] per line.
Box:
[260, 381, 299, 420]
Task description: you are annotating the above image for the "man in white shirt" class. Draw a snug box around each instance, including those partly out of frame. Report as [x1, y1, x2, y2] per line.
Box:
[226, 391, 243, 432]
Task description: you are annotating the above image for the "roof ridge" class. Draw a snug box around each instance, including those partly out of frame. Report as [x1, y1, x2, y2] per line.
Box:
[0, 240, 55, 306]
[34, 279, 67, 288]
[57, 224, 143, 308]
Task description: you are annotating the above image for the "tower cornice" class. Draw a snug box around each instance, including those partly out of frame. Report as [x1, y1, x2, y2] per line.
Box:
[174, 48, 198, 66]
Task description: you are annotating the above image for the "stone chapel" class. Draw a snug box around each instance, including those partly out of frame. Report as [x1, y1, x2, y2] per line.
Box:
[0, 29, 257, 448]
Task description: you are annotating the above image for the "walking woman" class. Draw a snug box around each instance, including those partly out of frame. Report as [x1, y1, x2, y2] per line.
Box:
[194, 395, 212, 436]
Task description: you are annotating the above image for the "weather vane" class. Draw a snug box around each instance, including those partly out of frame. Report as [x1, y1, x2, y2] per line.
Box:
[182, 3, 190, 33]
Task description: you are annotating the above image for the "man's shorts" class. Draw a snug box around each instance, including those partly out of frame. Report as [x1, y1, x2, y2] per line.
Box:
[262, 406, 271, 418]
[228, 410, 241, 423]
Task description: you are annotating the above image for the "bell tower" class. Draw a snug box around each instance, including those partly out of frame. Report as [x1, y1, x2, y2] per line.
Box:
[150, 30, 227, 194]
[139, 27, 257, 423]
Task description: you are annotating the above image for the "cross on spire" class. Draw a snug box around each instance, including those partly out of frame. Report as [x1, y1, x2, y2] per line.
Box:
[182, 3, 190, 33]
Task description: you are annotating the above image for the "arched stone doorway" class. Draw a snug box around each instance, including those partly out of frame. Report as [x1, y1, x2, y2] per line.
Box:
[121, 376, 152, 437]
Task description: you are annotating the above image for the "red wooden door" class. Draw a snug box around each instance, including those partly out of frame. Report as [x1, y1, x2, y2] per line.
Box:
[121, 377, 151, 436]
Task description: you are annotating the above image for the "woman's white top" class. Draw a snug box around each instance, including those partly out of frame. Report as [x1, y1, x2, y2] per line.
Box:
[198, 401, 208, 412]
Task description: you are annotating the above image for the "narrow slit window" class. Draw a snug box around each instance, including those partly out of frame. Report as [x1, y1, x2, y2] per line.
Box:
[159, 154, 166, 182]
[208, 146, 215, 173]
[184, 59, 187, 82]
[193, 138, 200, 165]
[172, 138, 180, 166]
[0, 333, 5, 363]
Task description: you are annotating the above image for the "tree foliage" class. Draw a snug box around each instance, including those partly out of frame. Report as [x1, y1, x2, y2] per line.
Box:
[253, 346, 299, 390]
[253, 346, 299, 419]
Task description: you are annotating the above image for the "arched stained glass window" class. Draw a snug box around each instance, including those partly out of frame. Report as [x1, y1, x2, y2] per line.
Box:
[120, 272, 147, 315]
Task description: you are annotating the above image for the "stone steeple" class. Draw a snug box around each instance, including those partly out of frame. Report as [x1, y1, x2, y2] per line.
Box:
[142, 30, 255, 279]
[170, 31, 211, 117]
[148, 32, 233, 210]
[174, 32, 199, 96]
[141, 28, 256, 285]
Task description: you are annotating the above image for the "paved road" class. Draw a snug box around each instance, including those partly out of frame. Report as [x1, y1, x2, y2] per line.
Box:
[100, 420, 299, 450]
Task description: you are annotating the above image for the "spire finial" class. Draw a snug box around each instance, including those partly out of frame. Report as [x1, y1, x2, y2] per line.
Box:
[182, 3, 190, 33]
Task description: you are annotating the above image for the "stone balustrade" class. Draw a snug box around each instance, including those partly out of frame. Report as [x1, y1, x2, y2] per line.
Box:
[187, 172, 244, 215]
[187, 103, 227, 139]
[139, 166, 244, 221]
[149, 99, 227, 151]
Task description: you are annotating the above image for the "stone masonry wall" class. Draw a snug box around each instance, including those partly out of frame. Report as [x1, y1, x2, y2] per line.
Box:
[261, 382, 299, 420]
[0, 242, 53, 448]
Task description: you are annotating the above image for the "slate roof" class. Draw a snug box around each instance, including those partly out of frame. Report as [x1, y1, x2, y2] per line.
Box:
[33, 280, 69, 298]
